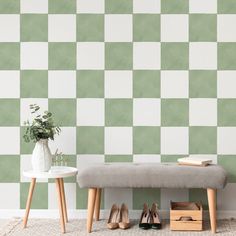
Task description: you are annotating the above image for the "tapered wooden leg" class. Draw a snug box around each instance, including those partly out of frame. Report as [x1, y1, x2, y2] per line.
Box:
[94, 188, 101, 221]
[207, 188, 217, 233]
[59, 178, 68, 223]
[56, 178, 65, 234]
[87, 188, 97, 233]
[23, 178, 36, 228]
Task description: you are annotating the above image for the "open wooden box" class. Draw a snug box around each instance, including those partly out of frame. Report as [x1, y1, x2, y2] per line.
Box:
[170, 202, 203, 231]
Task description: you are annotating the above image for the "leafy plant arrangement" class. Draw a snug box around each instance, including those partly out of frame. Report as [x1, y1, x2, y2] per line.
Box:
[23, 104, 61, 143]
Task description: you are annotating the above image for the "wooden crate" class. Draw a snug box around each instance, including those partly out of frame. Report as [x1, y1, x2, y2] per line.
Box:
[170, 202, 203, 231]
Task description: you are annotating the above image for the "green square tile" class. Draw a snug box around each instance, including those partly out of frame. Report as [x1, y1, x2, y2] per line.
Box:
[189, 14, 216, 42]
[21, 14, 48, 42]
[20, 183, 48, 209]
[20, 70, 48, 98]
[77, 14, 104, 42]
[161, 43, 189, 70]
[161, 0, 188, 14]
[21, 127, 35, 154]
[218, 0, 236, 14]
[105, 0, 132, 14]
[133, 127, 160, 154]
[189, 127, 217, 154]
[0, 99, 20, 126]
[161, 99, 189, 126]
[218, 99, 236, 126]
[218, 155, 236, 183]
[133, 70, 160, 98]
[0, 43, 19, 70]
[49, 43, 76, 70]
[189, 70, 217, 98]
[48, 99, 76, 126]
[77, 127, 104, 154]
[218, 43, 236, 70]
[189, 189, 208, 210]
[105, 155, 133, 162]
[0, 155, 20, 182]
[0, 0, 19, 13]
[105, 43, 132, 70]
[105, 99, 132, 126]
[49, 0, 76, 13]
[77, 70, 104, 98]
[133, 188, 160, 210]
[133, 14, 160, 42]
[161, 155, 185, 163]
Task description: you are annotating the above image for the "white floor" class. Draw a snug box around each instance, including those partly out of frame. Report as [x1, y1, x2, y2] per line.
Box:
[0, 219, 9, 228]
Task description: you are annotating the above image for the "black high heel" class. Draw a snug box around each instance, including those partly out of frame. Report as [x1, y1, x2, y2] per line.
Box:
[150, 203, 162, 229]
[139, 203, 151, 230]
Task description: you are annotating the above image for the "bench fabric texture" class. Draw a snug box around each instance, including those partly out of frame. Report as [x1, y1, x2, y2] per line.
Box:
[77, 163, 227, 189]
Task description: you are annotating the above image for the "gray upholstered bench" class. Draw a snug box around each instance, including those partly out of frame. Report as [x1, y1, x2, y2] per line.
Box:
[77, 163, 227, 233]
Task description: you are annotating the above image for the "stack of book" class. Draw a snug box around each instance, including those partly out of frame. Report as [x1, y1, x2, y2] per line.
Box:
[178, 157, 213, 167]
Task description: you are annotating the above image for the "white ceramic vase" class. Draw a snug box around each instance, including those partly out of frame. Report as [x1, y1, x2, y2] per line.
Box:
[32, 139, 52, 172]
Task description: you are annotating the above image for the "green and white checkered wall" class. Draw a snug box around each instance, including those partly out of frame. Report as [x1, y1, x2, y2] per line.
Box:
[0, 0, 236, 212]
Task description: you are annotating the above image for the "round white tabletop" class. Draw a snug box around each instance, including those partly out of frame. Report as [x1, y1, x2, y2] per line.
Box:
[23, 166, 78, 179]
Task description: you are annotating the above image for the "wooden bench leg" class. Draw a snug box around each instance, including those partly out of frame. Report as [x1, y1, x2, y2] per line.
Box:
[87, 188, 97, 233]
[94, 188, 101, 221]
[207, 188, 217, 233]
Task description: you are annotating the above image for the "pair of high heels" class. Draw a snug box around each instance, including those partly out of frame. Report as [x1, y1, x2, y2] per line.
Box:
[107, 203, 130, 230]
[139, 203, 162, 230]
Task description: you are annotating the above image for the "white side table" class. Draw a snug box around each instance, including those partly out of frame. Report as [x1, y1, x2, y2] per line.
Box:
[23, 166, 78, 234]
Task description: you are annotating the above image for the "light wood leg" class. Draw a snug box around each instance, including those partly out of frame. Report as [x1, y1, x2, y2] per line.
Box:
[56, 178, 65, 234]
[59, 178, 68, 223]
[94, 188, 101, 221]
[207, 188, 217, 233]
[23, 178, 36, 228]
[87, 188, 97, 233]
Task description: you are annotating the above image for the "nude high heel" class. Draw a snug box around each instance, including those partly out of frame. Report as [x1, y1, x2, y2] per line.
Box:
[139, 203, 151, 230]
[119, 203, 130, 229]
[107, 204, 119, 229]
[150, 203, 162, 229]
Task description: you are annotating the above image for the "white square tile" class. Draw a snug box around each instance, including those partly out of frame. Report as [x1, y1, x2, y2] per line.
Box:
[189, 154, 217, 164]
[217, 183, 236, 210]
[105, 71, 132, 98]
[218, 127, 236, 155]
[105, 127, 132, 154]
[77, 0, 104, 13]
[48, 183, 76, 209]
[0, 127, 19, 154]
[189, 0, 217, 13]
[0, 71, 20, 98]
[20, 98, 48, 126]
[133, 99, 160, 126]
[49, 127, 76, 155]
[133, 0, 160, 13]
[77, 99, 104, 126]
[104, 188, 132, 209]
[48, 71, 76, 98]
[49, 15, 76, 42]
[218, 71, 236, 98]
[21, 0, 48, 13]
[161, 71, 188, 98]
[160, 189, 188, 210]
[77, 43, 104, 69]
[133, 155, 161, 163]
[105, 15, 132, 42]
[161, 15, 188, 42]
[189, 43, 217, 70]
[0, 15, 19, 42]
[77, 155, 104, 168]
[21, 43, 48, 69]
[0, 184, 19, 209]
[20, 155, 47, 182]
[189, 99, 217, 126]
[133, 43, 160, 69]
[218, 15, 236, 42]
[161, 127, 189, 155]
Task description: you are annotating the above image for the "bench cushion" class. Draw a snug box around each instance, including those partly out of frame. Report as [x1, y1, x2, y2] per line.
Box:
[77, 163, 227, 189]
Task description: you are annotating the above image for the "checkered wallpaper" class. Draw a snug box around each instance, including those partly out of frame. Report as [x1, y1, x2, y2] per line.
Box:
[0, 0, 236, 212]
